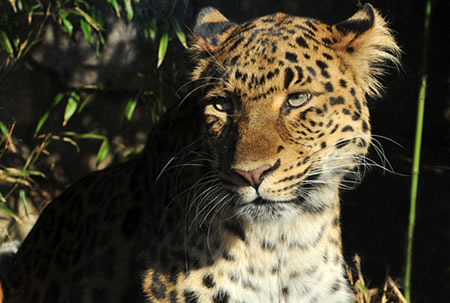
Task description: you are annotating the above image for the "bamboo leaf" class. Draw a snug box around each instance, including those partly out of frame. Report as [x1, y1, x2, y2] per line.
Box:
[99, 32, 105, 45]
[96, 32, 105, 56]
[9, 0, 17, 13]
[74, 7, 103, 31]
[123, 0, 133, 21]
[26, 3, 42, 24]
[59, 11, 74, 37]
[356, 283, 368, 292]
[53, 92, 65, 106]
[0, 205, 20, 221]
[34, 93, 65, 137]
[3, 168, 30, 177]
[96, 138, 109, 166]
[124, 97, 138, 120]
[0, 31, 14, 54]
[0, 191, 6, 203]
[80, 19, 92, 44]
[60, 136, 80, 151]
[106, 0, 120, 17]
[0, 121, 9, 138]
[19, 189, 29, 216]
[0, 174, 31, 187]
[34, 111, 49, 137]
[157, 27, 169, 68]
[63, 18, 74, 37]
[148, 19, 157, 42]
[18, 169, 45, 177]
[63, 91, 80, 126]
[172, 18, 187, 49]
[78, 95, 92, 113]
[66, 132, 105, 140]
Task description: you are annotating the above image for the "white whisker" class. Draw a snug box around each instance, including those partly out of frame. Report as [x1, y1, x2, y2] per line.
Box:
[178, 82, 217, 108]
[175, 76, 222, 97]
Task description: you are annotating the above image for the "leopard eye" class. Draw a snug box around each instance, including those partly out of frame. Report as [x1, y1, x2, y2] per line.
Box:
[211, 97, 233, 113]
[287, 92, 312, 108]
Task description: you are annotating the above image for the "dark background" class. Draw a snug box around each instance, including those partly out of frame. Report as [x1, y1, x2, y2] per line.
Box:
[1, 0, 449, 302]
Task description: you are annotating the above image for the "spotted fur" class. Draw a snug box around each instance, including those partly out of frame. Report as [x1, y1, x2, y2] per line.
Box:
[1, 5, 399, 303]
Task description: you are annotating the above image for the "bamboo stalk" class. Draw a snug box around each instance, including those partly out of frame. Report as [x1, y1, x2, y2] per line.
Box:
[404, 0, 432, 301]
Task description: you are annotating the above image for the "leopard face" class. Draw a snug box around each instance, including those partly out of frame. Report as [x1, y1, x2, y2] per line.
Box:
[191, 6, 399, 222]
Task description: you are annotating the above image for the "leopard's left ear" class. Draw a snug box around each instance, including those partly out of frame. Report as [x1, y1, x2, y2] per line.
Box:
[191, 7, 237, 55]
[332, 4, 401, 97]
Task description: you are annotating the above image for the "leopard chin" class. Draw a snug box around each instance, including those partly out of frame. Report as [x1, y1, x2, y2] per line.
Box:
[222, 175, 333, 222]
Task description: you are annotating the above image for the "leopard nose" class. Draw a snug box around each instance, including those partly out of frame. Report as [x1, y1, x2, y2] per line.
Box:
[233, 160, 280, 188]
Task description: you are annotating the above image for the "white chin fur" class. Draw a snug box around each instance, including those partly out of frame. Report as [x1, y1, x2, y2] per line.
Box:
[236, 186, 258, 202]
[233, 186, 299, 222]
[232, 182, 338, 223]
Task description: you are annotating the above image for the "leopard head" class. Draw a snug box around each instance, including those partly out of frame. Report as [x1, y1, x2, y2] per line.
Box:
[190, 5, 400, 222]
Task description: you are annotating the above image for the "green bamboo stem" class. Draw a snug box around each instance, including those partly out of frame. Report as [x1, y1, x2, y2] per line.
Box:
[405, 76, 426, 302]
[404, 0, 431, 301]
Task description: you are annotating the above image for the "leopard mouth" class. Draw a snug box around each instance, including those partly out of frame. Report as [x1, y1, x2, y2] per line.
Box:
[239, 197, 276, 207]
[237, 197, 298, 207]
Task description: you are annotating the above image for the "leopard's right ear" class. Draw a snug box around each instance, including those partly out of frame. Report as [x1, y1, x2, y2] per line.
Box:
[191, 7, 237, 54]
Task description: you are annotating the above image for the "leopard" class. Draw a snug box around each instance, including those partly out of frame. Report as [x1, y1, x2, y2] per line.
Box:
[0, 4, 400, 303]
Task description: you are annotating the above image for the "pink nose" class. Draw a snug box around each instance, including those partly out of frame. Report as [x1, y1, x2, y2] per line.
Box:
[233, 164, 273, 188]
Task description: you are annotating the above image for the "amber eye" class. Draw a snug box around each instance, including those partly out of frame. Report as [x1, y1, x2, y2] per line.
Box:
[211, 97, 233, 113]
[286, 92, 312, 108]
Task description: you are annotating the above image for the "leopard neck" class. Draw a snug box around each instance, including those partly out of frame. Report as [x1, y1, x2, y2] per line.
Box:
[220, 188, 343, 256]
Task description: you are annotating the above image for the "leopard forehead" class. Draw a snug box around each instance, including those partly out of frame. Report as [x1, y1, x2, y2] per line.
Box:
[191, 5, 400, 101]
[195, 13, 347, 99]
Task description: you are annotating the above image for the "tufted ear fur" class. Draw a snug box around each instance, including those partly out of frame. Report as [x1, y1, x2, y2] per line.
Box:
[192, 7, 237, 54]
[332, 4, 400, 97]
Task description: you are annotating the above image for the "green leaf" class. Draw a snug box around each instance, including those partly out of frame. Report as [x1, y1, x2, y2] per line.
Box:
[123, 0, 133, 21]
[172, 18, 187, 49]
[66, 132, 105, 140]
[98, 32, 105, 45]
[74, 7, 103, 31]
[356, 283, 368, 292]
[18, 169, 45, 177]
[0, 204, 18, 218]
[124, 97, 138, 120]
[53, 92, 65, 106]
[78, 95, 93, 113]
[0, 31, 13, 54]
[80, 19, 92, 44]
[0, 191, 6, 203]
[19, 189, 29, 216]
[96, 32, 105, 56]
[63, 19, 74, 37]
[34, 112, 49, 137]
[106, 0, 120, 17]
[35, 93, 65, 137]
[0, 121, 9, 138]
[59, 11, 74, 37]
[63, 91, 80, 126]
[96, 138, 109, 166]
[157, 26, 169, 68]
[26, 3, 42, 23]
[148, 19, 157, 42]
[8, 0, 17, 13]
